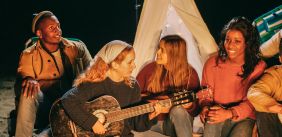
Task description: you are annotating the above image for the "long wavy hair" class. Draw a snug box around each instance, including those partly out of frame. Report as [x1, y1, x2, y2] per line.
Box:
[147, 35, 192, 93]
[217, 16, 261, 79]
[74, 46, 134, 87]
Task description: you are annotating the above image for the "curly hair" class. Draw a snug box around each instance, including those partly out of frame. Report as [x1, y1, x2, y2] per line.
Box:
[217, 16, 261, 79]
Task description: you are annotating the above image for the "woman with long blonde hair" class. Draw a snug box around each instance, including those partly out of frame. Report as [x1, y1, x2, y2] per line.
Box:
[137, 35, 200, 137]
[61, 40, 167, 137]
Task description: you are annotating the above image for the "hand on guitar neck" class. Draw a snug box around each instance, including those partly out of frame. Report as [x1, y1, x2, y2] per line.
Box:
[92, 101, 170, 135]
[148, 101, 171, 120]
[50, 90, 195, 137]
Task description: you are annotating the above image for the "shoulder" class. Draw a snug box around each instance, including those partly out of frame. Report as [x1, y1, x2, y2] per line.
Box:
[248, 60, 267, 80]
[256, 60, 267, 69]
[188, 65, 199, 79]
[189, 65, 198, 74]
[77, 81, 104, 91]
[137, 61, 157, 76]
[204, 54, 218, 68]
[265, 65, 282, 75]
[20, 42, 39, 58]
[253, 60, 267, 73]
[140, 61, 157, 71]
[62, 38, 87, 49]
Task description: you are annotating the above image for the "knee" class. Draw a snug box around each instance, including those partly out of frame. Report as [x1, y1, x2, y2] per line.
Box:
[18, 94, 40, 111]
[169, 106, 190, 119]
[19, 95, 37, 105]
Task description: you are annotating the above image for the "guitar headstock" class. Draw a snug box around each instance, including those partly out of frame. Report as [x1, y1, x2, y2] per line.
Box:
[170, 89, 195, 106]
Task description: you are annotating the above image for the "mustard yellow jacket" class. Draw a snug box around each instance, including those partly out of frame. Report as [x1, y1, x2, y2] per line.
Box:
[17, 38, 92, 81]
[248, 65, 282, 112]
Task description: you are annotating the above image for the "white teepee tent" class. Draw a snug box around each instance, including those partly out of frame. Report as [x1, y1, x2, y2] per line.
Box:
[132, 0, 218, 79]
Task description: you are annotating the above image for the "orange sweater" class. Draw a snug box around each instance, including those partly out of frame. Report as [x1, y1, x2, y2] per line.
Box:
[201, 55, 266, 121]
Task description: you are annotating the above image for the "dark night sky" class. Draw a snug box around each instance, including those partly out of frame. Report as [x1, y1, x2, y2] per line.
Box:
[1, 0, 281, 76]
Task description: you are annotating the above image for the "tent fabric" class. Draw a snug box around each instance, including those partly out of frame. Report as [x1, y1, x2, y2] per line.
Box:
[253, 5, 282, 43]
[132, 0, 218, 77]
[159, 5, 204, 78]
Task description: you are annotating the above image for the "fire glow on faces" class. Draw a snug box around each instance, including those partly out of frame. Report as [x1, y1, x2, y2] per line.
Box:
[224, 29, 246, 64]
[156, 41, 168, 65]
[115, 50, 136, 77]
[38, 16, 62, 45]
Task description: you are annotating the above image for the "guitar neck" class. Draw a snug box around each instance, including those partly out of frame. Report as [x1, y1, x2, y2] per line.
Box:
[105, 99, 171, 123]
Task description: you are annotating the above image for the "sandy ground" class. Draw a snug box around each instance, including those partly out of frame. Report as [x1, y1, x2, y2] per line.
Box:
[0, 76, 15, 137]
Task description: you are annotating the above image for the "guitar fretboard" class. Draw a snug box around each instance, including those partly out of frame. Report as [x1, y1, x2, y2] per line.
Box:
[105, 99, 171, 123]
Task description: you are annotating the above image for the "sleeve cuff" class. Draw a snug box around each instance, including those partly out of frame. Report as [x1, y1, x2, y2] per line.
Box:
[82, 115, 98, 131]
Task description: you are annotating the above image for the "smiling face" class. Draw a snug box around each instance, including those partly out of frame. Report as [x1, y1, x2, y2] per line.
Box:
[224, 29, 246, 64]
[36, 16, 62, 45]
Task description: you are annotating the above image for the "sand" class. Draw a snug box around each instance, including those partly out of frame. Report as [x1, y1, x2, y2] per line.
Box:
[0, 76, 203, 137]
[0, 76, 15, 137]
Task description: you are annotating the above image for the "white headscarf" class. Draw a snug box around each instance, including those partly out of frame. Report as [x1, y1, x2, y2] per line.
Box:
[96, 40, 132, 64]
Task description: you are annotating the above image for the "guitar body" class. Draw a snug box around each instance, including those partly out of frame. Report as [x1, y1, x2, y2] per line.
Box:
[50, 95, 124, 137]
[50, 90, 194, 137]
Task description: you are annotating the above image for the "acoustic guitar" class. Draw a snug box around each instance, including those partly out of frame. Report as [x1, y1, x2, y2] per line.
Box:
[49, 89, 195, 137]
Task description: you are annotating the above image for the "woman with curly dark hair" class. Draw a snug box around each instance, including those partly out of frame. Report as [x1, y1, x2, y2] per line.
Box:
[198, 17, 266, 137]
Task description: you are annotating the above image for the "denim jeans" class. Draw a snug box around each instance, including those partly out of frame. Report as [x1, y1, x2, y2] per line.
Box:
[256, 111, 282, 137]
[15, 91, 51, 137]
[162, 106, 194, 137]
[131, 106, 193, 137]
[203, 118, 255, 137]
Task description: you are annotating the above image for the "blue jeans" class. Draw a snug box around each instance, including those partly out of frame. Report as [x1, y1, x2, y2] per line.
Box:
[15, 91, 51, 137]
[203, 118, 255, 137]
[256, 111, 282, 137]
[162, 106, 194, 137]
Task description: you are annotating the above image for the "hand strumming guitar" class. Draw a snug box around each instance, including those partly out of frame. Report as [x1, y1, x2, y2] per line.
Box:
[22, 77, 41, 98]
[92, 121, 106, 135]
